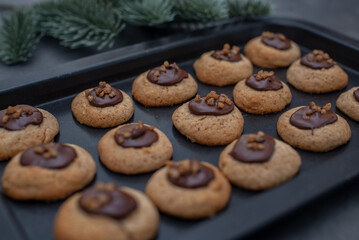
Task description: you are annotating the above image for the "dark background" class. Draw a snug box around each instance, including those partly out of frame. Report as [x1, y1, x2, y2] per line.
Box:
[1, 1, 359, 240]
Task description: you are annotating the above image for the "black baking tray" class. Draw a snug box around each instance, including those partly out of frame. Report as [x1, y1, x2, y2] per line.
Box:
[0, 18, 359, 240]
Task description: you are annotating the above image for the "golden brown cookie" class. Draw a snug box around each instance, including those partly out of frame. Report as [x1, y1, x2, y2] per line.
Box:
[146, 159, 231, 219]
[71, 81, 134, 128]
[193, 43, 253, 86]
[244, 32, 301, 68]
[54, 182, 159, 240]
[132, 61, 198, 106]
[336, 87, 359, 121]
[0, 105, 59, 161]
[233, 70, 292, 114]
[219, 131, 301, 190]
[286, 50, 348, 93]
[98, 121, 173, 175]
[277, 102, 351, 152]
[172, 91, 244, 146]
[1, 143, 96, 201]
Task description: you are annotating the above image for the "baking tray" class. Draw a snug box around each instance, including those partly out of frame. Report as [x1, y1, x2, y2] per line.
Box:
[0, 18, 359, 240]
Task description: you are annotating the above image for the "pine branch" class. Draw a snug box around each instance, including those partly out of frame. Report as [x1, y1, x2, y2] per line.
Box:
[227, 0, 271, 17]
[35, 0, 125, 50]
[120, 0, 174, 26]
[174, 0, 229, 22]
[0, 9, 41, 65]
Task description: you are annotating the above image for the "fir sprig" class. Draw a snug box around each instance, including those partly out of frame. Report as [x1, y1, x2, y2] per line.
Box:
[174, 0, 229, 22]
[35, 0, 125, 50]
[120, 0, 175, 26]
[0, 9, 41, 65]
[227, 0, 271, 17]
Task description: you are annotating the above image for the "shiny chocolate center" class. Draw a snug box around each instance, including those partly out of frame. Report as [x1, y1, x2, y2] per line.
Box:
[0, 105, 43, 131]
[114, 123, 158, 148]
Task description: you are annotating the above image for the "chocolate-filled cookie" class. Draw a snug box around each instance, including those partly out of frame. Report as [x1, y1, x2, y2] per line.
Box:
[277, 102, 351, 152]
[193, 43, 253, 86]
[286, 50, 348, 93]
[1, 143, 96, 201]
[233, 70, 292, 114]
[54, 182, 159, 240]
[0, 105, 59, 161]
[146, 159, 231, 219]
[336, 87, 359, 121]
[132, 61, 198, 106]
[219, 131, 301, 190]
[172, 91, 244, 146]
[98, 121, 173, 174]
[71, 81, 134, 128]
[244, 31, 301, 68]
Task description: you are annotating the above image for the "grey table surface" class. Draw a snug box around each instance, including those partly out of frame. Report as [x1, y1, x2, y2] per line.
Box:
[1, 1, 359, 240]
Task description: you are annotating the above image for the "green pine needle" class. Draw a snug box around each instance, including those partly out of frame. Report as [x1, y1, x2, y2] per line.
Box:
[0, 10, 41, 65]
[120, 0, 175, 26]
[227, 0, 271, 17]
[174, 0, 229, 22]
[35, 0, 125, 50]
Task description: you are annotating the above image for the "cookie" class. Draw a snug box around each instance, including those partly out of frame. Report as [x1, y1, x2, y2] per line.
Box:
[1, 143, 96, 201]
[244, 31, 301, 68]
[146, 159, 231, 219]
[286, 50, 348, 93]
[233, 70, 292, 114]
[0, 105, 59, 161]
[336, 87, 359, 121]
[71, 81, 134, 128]
[172, 91, 244, 146]
[98, 121, 173, 174]
[219, 131, 301, 190]
[277, 102, 351, 152]
[54, 182, 159, 240]
[193, 43, 253, 86]
[132, 61, 198, 106]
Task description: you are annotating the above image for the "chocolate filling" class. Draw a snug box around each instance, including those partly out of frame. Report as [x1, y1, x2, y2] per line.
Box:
[20, 143, 77, 169]
[290, 102, 337, 131]
[0, 105, 43, 131]
[210, 43, 242, 62]
[167, 159, 214, 188]
[261, 31, 291, 50]
[300, 50, 335, 69]
[189, 91, 234, 116]
[245, 70, 282, 91]
[87, 82, 123, 108]
[230, 132, 275, 163]
[353, 88, 359, 102]
[114, 122, 158, 148]
[79, 183, 137, 219]
[147, 61, 188, 86]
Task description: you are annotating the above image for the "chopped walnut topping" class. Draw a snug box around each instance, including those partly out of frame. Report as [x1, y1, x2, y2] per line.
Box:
[277, 33, 286, 41]
[82, 191, 110, 211]
[4, 105, 35, 121]
[163, 61, 170, 68]
[109, 91, 116, 98]
[206, 98, 215, 106]
[212, 43, 241, 60]
[2, 115, 9, 123]
[194, 94, 201, 103]
[198, 91, 233, 109]
[159, 66, 166, 72]
[91, 81, 116, 100]
[307, 54, 315, 61]
[305, 102, 332, 116]
[262, 31, 275, 39]
[254, 70, 275, 81]
[246, 131, 266, 150]
[167, 159, 201, 179]
[33, 144, 57, 159]
[116, 121, 152, 140]
[308, 50, 335, 64]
